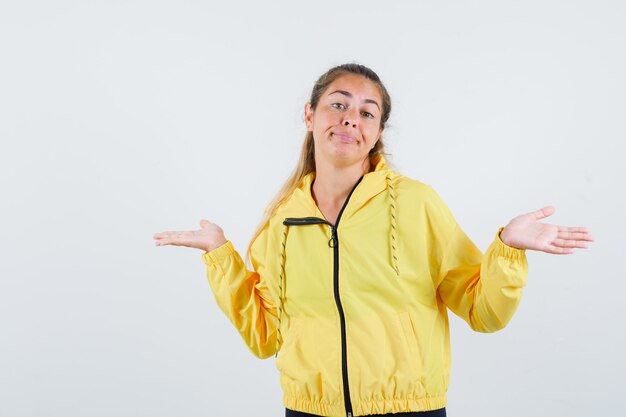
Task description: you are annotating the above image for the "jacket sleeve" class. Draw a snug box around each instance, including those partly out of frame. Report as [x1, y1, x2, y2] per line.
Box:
[201, 227, 278, 358]
[429, 189, 529, 333]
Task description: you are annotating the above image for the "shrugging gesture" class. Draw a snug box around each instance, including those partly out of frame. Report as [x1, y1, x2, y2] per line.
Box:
[499, 206, 594, 254]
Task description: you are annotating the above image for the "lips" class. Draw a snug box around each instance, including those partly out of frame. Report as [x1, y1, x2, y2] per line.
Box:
[332, 132, 358, 143]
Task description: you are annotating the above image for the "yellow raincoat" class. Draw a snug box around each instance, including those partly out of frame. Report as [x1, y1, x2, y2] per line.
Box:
[202, 156, 528, 416]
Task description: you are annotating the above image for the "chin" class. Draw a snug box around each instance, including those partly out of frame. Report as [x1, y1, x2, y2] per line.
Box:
[317, 142, 367, 165]
[332, 142, 362, 156]
[332, 149, 359, 160]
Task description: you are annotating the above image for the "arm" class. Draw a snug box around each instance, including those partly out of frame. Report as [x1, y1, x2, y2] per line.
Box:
[426, 188, 528, 333]
[201, 228, 278, 359]
[429, 191, 593, 332]
[154, 219, 279, 358]
[436, 224, 528, 333]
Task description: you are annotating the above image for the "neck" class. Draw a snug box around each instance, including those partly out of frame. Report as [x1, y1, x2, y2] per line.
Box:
[312, 157, 371, 208]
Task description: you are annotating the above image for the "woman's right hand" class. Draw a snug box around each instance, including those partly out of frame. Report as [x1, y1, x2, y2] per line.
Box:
[153, 219, 227, 253]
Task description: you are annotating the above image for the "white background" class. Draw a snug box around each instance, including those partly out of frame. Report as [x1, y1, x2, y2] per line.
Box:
[1, 1, 624, 416]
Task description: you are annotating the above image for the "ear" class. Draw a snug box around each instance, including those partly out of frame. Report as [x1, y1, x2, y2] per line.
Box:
[304, 102, 314, 132]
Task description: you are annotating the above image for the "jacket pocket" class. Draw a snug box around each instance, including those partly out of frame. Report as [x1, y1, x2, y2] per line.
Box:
[275, 316, 340, 403]
[398, 311, 422, 372]
[276, 316, 300, 376]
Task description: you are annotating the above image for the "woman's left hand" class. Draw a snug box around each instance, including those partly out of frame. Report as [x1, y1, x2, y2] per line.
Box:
[499, 206, 594, 254]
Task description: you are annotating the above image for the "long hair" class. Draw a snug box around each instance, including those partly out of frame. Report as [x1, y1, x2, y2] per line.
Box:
[245, 63, 392, 264]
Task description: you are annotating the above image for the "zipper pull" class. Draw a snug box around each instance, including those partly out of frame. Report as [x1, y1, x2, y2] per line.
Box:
[347, 412, 352, 417]
[328, 226, 338, 248]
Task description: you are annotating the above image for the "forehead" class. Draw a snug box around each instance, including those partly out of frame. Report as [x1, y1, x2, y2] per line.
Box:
[323, 73, 382, 103]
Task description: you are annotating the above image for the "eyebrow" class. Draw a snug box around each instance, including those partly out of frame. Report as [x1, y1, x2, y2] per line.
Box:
[328, 90, 381, 111]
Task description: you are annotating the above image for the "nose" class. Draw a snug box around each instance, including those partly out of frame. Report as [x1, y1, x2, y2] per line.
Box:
[342, 107, 358, 128]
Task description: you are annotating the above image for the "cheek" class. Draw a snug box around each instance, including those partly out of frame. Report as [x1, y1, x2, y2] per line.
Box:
[313, 115, 339, 134]
[363, 124, 381, 140]
[319, 110, 343, 125]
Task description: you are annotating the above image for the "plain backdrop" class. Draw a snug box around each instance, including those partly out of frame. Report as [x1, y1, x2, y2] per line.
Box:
[1, 1, 624, 416]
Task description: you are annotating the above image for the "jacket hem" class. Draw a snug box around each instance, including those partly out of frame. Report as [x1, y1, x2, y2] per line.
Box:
[284, 395, 447, 417]
[283, 396, 340, 417]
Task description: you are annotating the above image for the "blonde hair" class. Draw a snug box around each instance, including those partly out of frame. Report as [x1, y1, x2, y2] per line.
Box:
[246, 63, 392, 264]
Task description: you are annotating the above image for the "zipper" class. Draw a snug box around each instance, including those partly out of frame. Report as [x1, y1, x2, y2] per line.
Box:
[282, 176, 362, 417]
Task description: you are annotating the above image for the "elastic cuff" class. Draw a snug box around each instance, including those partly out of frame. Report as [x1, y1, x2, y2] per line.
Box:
[493, 227, 526, 261]
[201, 240, 235, 265]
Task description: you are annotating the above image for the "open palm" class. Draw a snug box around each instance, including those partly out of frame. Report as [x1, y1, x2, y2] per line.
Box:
[500, 206, 594, 254]
[153, 219, 227, 252]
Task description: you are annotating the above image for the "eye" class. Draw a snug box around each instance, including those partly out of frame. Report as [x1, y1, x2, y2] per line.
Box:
[331, 103, 346, 110]
[362, 111, 375, 119]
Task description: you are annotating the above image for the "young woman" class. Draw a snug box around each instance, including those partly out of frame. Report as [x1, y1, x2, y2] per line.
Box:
[153, 63, 593, 417]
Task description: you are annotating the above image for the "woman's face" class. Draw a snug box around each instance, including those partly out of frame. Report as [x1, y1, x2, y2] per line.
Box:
[305, 73, 384, 168]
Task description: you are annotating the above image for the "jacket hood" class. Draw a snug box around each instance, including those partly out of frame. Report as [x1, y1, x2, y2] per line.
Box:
[279, 154, 394, 218]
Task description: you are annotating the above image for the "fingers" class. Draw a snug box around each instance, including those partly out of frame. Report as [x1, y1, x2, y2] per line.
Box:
[153, 230, 189, 246]
[533, 206, 555, 220]
[154, 219, 214, 247]
[544, 244, 575, 255]
[552, 238, 590, 249]
[545, 229, 594, 254]
[557, 227, 595, 241]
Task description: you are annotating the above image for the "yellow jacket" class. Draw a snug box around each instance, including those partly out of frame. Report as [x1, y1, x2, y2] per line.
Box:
[201, 156, 528, 416]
